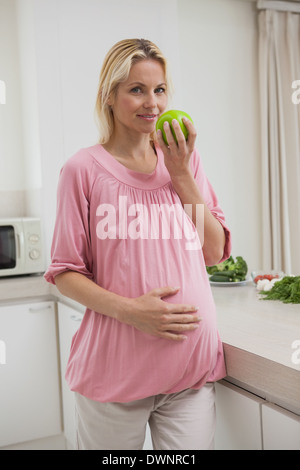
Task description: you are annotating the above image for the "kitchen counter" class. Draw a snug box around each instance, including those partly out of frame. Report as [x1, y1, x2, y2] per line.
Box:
[0, 275, 53, 303]
[0, 274, 85, 312]
[212, 282, 300, 415]
[0, 275, 299, 414]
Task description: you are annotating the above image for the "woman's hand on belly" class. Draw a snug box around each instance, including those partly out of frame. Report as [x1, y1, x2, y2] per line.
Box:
[118, 286, 201, 341]
[54, 272, 201, 341]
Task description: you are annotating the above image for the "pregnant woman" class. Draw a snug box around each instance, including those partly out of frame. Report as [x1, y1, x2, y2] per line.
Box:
[45, 38, 231, 450]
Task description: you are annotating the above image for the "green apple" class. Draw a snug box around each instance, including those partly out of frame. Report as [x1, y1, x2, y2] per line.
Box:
[156, 109, 193, 145]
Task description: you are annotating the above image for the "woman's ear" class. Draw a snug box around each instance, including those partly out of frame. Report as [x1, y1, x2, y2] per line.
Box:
[107, 92, 114, 108]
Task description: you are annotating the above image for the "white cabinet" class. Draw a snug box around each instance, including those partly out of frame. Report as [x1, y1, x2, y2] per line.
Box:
[0, 301, 61, 447]
[57, 302, 83, 449]
[215, 380, 300, 450]
[215, 381, 264, 450]
[262, 403, 300, 450]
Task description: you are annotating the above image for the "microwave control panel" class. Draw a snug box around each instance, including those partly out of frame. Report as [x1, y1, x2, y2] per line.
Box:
[24, 219, 45, 272]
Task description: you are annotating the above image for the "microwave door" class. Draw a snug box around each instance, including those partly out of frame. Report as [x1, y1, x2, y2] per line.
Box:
[0, 223, 23, 276]
[0, 225, 16, 270]
[13, 222, 25, 275]
[15, 229, 21, 263]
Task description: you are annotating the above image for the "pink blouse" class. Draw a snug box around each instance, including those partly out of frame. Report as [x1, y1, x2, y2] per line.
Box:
[45, 144, 231, 402]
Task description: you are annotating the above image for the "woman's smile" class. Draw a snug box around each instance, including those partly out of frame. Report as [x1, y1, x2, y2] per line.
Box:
[136, 113, 159, 121]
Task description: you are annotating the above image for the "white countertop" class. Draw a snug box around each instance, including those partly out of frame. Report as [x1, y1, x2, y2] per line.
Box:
[212, 282, 300, 414]
[213, 282, 300, 371]
[0, 275, 299, 413]
[0, 275, 52, 303]
[0, 274, 85, 312]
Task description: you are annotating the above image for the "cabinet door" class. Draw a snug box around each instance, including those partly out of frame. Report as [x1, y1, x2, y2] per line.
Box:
[215, 381, 264, 450]
[57, 302, 83, 449]
[262, 403, 300, 450]
[0, 301, 61, 447]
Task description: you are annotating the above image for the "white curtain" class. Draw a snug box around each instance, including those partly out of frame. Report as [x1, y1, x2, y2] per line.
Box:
[258, 4, 300, 274]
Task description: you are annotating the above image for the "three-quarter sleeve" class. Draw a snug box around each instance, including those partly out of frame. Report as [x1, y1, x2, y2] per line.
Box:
[44, 154, 94, 285]
[190, 149, 232, 263]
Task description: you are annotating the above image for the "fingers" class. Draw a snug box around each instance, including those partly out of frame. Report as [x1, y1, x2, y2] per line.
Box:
[161, 332, 189, 342]
[169, 119, 186, 148]
[156, 120, 183, 149]
[183, 118, 197, 149]
[158, 315, 201, 342]
[150, 286, 199, 315]
[156, 127, 169, 151]
[151, 286, 180, 298]
[157, 118, 196, 151]
[164, 121, 179, 148]
[137, 286, 202, 341]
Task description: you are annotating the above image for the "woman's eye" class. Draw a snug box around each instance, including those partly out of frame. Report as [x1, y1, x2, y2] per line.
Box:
[131, 87, 142, 93]
[130, 87, 165, 94]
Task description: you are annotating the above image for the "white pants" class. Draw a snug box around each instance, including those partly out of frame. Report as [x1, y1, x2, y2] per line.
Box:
[74, 383, 216, 450]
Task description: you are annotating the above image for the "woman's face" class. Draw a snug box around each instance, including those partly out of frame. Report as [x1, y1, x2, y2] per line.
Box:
[109, 59, 168, 137]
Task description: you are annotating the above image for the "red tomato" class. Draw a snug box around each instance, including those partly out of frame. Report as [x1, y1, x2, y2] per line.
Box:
[254, 273, 279, 283]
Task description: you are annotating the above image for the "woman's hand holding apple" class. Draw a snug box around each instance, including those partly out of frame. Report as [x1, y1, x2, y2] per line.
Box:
[156, 111, 197, 180]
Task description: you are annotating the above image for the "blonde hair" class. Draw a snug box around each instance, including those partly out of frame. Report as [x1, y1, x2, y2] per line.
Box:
[95, 38, 173, 144]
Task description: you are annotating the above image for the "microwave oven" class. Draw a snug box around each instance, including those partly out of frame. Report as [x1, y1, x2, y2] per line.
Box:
[0, 217, 45, 277]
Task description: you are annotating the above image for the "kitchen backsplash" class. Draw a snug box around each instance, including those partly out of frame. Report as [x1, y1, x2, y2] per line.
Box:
[0, 190, 26, 217]
[0, 188, 43, 218]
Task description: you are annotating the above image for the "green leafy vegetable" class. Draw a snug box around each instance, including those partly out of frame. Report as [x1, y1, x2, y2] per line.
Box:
[260, 276, 300, 304]
[206, 256, 248, 282]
